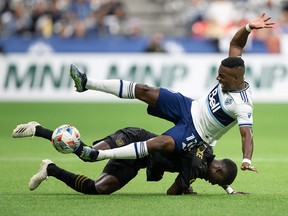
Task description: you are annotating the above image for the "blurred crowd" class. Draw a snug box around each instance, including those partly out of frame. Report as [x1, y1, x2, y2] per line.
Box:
[1, 0, 288, 53]
[182, 0, 288, 53]
[0, 0, 141, 38]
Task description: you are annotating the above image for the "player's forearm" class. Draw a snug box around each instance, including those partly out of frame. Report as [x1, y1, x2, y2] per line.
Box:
[231, 26, 250, 47]
[242, 135, 254, 160]
[167, 181, 183, 195]
[240, 131, 258, 172]
[229, 25, 251, 56]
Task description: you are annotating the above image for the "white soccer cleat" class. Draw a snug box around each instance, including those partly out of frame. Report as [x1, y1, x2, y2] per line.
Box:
[29, 159, 53, 191]
[12, 121, 40, 138]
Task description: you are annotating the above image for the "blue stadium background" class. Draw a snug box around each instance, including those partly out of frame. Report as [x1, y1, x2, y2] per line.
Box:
[1, 0, 287, 54]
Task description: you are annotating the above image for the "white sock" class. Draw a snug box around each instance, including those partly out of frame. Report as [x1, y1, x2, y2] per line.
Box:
[97, 141, 148, 160]
[86, 79, 136, 99]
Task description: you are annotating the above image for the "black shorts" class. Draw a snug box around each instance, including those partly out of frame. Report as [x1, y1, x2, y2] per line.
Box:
[102, 153, 178, 186]
[93, 127, 158, 186]
[93, 127, 157, 149]
[102, 158, 147, 187]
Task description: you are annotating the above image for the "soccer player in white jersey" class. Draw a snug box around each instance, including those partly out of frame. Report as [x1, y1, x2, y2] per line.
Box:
[69, 13, 274, 172]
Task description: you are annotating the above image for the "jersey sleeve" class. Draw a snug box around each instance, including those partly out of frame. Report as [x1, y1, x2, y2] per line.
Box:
[235, 103, 253, 127]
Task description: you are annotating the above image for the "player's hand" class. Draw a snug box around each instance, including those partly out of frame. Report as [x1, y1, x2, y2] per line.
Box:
[182, 186, 197, 195]
[231, 191, 250, 195]
[249, 13, 274, 30]
[241, 163, 258, 172]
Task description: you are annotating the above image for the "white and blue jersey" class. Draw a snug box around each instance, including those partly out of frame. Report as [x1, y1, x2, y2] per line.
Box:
[147, 83, 253, 153]
[192, 82, 253, 144]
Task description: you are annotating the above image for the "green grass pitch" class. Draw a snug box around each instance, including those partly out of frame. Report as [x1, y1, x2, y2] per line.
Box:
[0, 102, 287, 216]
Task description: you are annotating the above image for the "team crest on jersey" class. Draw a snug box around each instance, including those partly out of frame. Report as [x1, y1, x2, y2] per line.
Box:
[224, 98, 233, 105]
[115, 139, 125, 146]
[248, 113, 252, 118]
[196, 145, 206, 159]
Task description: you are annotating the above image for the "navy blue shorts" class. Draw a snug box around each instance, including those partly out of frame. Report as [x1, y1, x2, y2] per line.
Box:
[147, 88, 203, 153]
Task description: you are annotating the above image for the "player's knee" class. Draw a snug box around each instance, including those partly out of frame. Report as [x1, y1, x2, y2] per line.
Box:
[158, 141, 173, 151]
[94, 184, 111, 194]
[135, 84, 159, 106]
[95, 176, 121, 194]
[147, 136, 175, 153]
[135, 84, 152, 96]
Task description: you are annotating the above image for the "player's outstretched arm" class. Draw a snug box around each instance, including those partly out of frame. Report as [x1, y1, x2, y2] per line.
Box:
[229, 13, 275, 57]
[239, 127, 258, 172]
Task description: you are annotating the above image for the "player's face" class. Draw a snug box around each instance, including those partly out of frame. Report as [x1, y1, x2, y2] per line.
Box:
[206, 162, 226, 185]
[207, 171, 226, 185]
[216, 65, 237, 92]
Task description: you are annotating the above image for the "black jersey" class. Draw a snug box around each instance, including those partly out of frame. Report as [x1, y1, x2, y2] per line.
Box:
[175, 144, 215, 190]
[95, 127, 215, 190]
[147, 144, 215, 190]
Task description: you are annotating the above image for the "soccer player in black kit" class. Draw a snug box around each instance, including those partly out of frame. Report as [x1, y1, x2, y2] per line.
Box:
[13, 122, 244, 195]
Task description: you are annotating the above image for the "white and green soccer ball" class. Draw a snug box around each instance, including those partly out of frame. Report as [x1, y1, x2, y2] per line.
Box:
[52, 124, 81, 154]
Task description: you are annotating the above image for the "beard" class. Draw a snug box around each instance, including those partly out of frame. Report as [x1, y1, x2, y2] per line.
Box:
[220, 84, 229, 93]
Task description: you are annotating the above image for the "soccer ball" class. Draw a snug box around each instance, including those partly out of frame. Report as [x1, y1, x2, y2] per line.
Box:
[52, 124, 81, 154]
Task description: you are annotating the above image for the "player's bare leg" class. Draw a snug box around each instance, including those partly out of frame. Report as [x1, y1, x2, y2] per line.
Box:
[134, 84, 159, 107]
[94, 173, 122, 194]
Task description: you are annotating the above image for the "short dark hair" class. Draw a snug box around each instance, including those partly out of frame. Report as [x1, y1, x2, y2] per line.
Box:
[222, 158, 238, 185]
[221, 57, 245, 68]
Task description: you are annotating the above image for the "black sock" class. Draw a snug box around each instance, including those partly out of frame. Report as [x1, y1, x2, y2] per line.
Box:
[35, 126, 53, 141]
[47, 164, 98, 194]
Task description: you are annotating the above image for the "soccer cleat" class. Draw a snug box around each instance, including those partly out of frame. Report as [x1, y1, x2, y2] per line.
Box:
[29, 159, 53, 191]
[12, 121, 40, 138]
[69, 64, 87, 92]
[80, 146, 99, 161]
